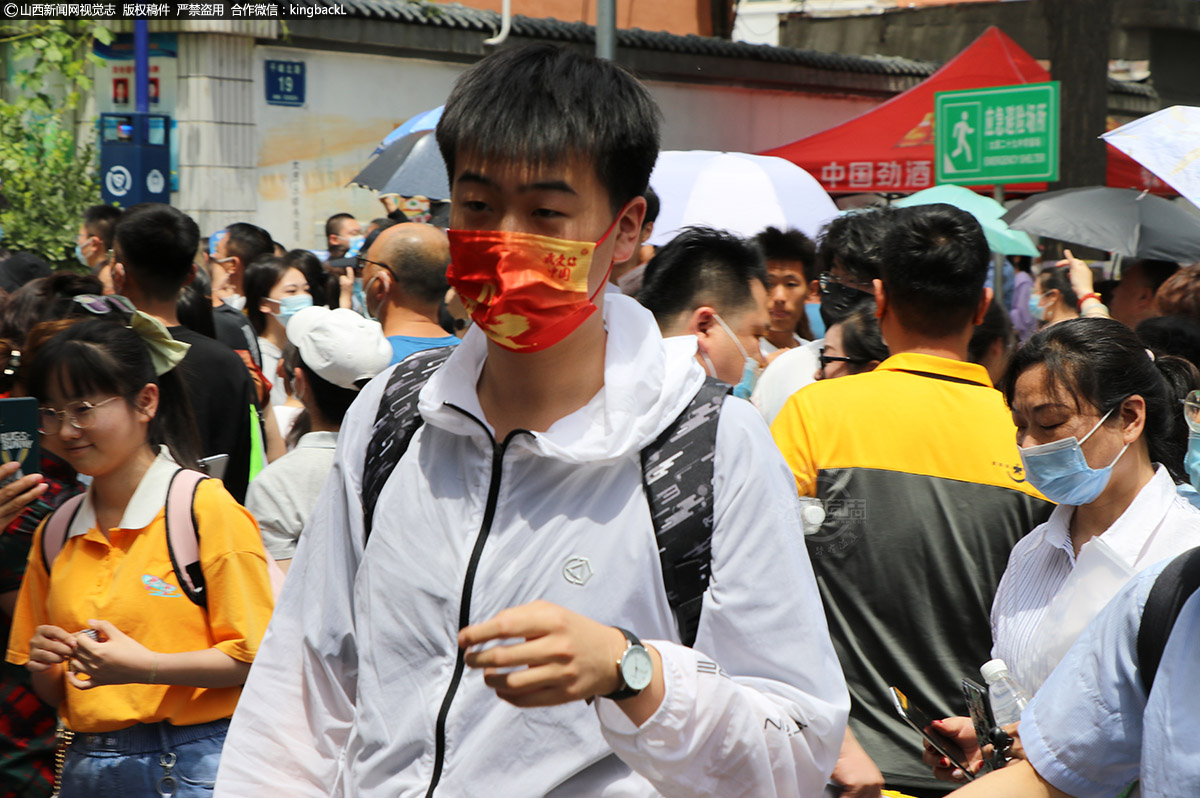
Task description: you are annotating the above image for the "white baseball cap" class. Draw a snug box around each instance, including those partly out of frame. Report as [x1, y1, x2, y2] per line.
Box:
[286, 306, 393, 390]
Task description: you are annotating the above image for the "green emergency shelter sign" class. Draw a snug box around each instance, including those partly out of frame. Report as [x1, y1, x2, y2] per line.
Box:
[935, 82, 1060, 185]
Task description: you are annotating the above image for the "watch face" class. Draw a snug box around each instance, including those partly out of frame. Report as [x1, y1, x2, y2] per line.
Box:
[621, 645, 654, 691]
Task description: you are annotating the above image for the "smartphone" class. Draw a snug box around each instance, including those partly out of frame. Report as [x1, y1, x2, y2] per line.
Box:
[962, 678, 998, 773]
[197, 454, 229, 481]
[888, 686, 975, 780]
[0, 397, 40, 489]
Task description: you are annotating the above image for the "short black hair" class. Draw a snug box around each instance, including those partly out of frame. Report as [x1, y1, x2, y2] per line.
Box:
[1128, 259, 1180, 294]
[224, 222, 273, 267]
[325, 213, 356, 239]
[82, 204, 122, 250]
[755, 226, 817, 282]
[643, 187, 660, 226]
[816, 208, 893, 284]
[638, 226, 766, 329]
[437, 44, 660, 213]
[880, 204, 988, 338]
[114, 204, 200, 302]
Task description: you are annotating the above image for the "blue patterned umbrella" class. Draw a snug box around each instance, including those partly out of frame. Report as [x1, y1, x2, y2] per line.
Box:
[373, 106, 444, 156]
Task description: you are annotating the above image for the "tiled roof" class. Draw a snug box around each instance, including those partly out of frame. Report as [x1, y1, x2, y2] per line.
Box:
[314, 0, 938, 77]
[297, 1, 1156, 100]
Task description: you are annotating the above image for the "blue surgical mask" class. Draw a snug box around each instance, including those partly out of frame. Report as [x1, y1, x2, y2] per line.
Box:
[1029, 293, 1047, 322]
[270, 294, 313, 326]
[1019, 408, 1130, 505]
[712, 313, 763, 400]
[75, 243, 88, 267]
[1187, 433, 1200, 492]
[345, 235, 366, 259]
[805, 302, 826, 339]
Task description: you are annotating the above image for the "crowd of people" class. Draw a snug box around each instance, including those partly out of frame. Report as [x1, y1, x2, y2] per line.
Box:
[0, 41, 1198, 798]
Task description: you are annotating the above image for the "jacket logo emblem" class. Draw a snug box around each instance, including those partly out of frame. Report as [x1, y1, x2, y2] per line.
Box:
[142, 574, 181, 598]
[562, 556, 593, 586]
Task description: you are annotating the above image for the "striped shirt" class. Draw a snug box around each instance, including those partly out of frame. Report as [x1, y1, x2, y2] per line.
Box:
[990, 465, 1200, 694]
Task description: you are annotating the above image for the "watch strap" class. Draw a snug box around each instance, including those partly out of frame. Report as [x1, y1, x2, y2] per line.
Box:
[602, 627, 644, 701]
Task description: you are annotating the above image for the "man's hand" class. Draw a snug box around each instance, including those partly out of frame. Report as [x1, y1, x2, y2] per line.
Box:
[832, 728, 884, 798]
[379, 194, 400, 214]
[922, 716, 983, 782]
[27, 624, 76, 673]
[66, 619, 155, 690]
[1057, 248, 1095, 300]
[460, 600, 629, 707]
[0, 460, 47, 530]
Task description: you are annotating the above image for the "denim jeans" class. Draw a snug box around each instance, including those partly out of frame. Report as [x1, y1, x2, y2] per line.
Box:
[59, 718, 229, 798]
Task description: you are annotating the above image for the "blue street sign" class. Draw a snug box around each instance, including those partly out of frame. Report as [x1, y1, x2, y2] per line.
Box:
[265, 60, 306, 108]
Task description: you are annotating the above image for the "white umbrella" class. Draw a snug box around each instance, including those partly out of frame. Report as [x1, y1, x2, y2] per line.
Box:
[647, 151, 839, 247]
[1102, 106, 1200, 210]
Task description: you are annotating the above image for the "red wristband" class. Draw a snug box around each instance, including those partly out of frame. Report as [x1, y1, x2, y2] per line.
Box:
[1078, 292, 1101, 309]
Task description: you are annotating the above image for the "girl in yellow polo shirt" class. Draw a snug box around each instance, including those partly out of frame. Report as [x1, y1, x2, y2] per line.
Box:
[5, 316, 275, 797]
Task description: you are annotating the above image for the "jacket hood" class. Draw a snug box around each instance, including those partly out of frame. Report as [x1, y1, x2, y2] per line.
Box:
[418, 294, 706, 465]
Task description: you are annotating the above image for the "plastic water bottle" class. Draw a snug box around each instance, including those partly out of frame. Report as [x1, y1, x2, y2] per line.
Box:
[980, 659, 1032, 726]
[798, 497, 826, 536]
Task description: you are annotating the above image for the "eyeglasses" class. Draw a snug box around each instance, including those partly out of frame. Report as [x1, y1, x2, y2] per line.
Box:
[1183, 390, 1200, 433]
[818, 348, 869, 370]
[38, 396, 122, 435]
[355, 256, 396, 277]
[73, 294, 135, 318]
[818, 272, 875, 294]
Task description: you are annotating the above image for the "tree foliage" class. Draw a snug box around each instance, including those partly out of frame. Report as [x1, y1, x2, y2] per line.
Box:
[0, 21, 112, 268]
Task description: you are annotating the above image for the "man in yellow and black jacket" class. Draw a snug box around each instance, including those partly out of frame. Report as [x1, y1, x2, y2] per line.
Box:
[772, 204, 1052, 798]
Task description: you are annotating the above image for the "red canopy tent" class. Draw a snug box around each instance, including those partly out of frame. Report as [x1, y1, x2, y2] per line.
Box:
[760, 27, 1169, 196]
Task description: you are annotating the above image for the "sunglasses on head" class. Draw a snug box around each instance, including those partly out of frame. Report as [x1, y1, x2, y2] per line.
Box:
[73, 294, 136, 317]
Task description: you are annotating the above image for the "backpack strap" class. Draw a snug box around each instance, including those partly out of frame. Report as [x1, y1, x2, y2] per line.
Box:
[362, 347, 456, 541]
[40, 493, 87, 573]
[165, 468, 210, 608]
[641, 377, 730, 648]
[1137, 546, 1200, 694]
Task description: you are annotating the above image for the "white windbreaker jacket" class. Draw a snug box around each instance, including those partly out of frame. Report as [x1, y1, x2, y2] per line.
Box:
[215, 295, 849, 797]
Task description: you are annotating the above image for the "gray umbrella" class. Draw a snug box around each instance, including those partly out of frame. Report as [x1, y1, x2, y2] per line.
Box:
[1001, 186, 1200, 262]
[348, 129, 451, 201]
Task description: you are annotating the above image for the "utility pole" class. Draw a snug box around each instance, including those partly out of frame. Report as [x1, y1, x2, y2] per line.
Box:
[596, 0, 616, 60]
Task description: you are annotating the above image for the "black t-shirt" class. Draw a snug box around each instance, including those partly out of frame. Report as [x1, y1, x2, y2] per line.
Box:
[212, 303, 262, 369]
[170, 326, 256, 504]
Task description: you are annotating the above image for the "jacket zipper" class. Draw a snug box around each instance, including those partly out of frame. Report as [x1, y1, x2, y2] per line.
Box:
[425, 411, 526, 797]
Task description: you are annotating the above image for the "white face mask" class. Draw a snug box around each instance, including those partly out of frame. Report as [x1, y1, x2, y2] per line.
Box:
[222, 294, 247, 312]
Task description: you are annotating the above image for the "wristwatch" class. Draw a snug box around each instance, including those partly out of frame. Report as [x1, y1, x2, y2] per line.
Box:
[603, 627, 654, 701]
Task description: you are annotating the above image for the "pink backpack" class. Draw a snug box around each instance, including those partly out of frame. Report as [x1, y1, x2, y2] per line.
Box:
[41, 468, 284, 605]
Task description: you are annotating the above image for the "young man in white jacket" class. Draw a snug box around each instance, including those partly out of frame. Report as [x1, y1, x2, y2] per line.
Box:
[215, 44, 848, 798]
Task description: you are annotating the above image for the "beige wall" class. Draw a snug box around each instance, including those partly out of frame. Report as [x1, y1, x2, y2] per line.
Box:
[250, 44, 878, 249]
[446, 0, 716, 36]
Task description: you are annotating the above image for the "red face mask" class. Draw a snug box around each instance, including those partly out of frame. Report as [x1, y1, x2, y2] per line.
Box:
[446, 216, 620, 352]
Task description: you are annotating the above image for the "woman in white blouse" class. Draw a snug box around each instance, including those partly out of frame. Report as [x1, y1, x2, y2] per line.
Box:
[926, 317, 1200, 782]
